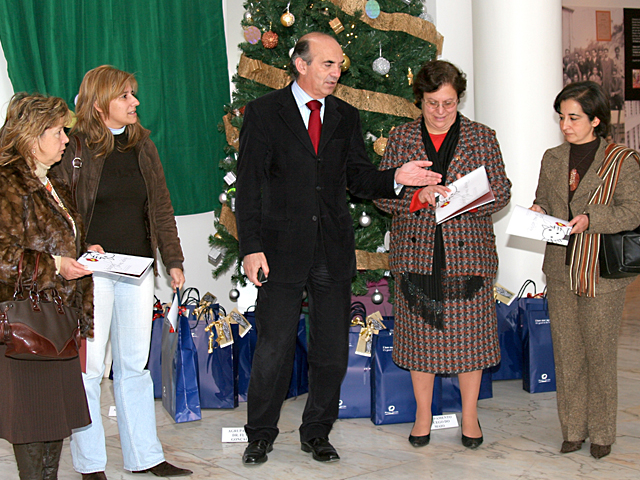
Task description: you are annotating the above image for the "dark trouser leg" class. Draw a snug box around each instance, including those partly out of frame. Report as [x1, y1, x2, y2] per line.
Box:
[13, 442, 45, 480]
[42, 440, 64, 480]
[245, 278, 307, 443]
[299, 260, 351, 442]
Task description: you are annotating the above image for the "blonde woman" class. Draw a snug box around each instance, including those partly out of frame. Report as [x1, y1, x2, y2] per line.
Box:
[52, 66, 189, 479]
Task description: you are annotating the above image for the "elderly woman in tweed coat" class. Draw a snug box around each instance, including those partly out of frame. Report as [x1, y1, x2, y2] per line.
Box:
[375, 61, 511, 449]
[531, 82, 640, 459]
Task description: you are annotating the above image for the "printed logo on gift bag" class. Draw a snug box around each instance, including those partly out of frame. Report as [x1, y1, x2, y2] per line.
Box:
[538, 373, 552, 384]
[384, 405, 399, 416]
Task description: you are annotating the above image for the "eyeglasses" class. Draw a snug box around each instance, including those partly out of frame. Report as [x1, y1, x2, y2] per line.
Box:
[424, 99, 458, 111]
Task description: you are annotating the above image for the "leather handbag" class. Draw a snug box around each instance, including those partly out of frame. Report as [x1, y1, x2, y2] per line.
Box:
[599, 225, 640, 278]
[0, 252, 82, 360]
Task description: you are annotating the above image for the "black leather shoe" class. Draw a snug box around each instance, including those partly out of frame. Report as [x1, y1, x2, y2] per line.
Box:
[408, 433, 431, 447]
[242, 440, 273, 465]
[301, 437, 340, 462]
[132, 461, 192, 476]
[461, 420, 483, 449]
[82, 473, 107, 480]
[590, 443, 611, 459]
[560, 440, 584, 453]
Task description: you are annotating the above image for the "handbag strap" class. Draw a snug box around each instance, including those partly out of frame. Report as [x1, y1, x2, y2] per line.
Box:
[71, 135, 83, 206]
[13, 252, 25, 299]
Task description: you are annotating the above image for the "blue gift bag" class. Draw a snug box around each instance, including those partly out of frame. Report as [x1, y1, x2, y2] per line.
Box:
[491, 280, 537, 381]
[161, 290, 202, 423]
[371, 317, 442, 425]
[190, 303, 238, 409]
[521, 294, 556, 393]
[491, 300, 523, 381]
[338, 325, 372, 418]
[148, 297, 164, 399]
[286, 314, 309, 399]
[437, 370, 493, 412]
[232, 310, 257, 403]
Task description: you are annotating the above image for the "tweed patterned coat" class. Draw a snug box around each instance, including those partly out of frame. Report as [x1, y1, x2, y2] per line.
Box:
[375, 115, 511, 373]
[0, 158, 92, 443]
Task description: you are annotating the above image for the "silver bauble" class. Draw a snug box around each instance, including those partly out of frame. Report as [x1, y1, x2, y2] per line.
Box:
[358, 212, 372, 227]
[218, 191, 228, 204]
[419, 12, 435, 23]
[229, 288, 240, 301]
[243, 11, 253, 23]
[373, 56, 391, 75]
[371, 289, 384, 305]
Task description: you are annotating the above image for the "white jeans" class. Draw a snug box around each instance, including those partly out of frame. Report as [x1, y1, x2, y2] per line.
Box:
[70, 271, 164, 473]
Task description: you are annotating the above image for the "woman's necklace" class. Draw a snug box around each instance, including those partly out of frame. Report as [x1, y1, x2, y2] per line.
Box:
[569, 142, 598, 192]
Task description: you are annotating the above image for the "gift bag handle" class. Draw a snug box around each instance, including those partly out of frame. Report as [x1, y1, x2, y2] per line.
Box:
[516, 279, 536, 299]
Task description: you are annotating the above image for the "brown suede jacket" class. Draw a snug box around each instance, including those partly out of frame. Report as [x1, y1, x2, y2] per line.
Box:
[0, 158, 94, 336]
[51, 129, 184, 275]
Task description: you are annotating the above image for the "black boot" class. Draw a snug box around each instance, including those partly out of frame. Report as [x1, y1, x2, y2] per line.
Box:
[13, 442, 44, 480]
[42, 440, 64, 480]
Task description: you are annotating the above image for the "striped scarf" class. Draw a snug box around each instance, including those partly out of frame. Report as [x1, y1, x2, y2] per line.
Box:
[570, 143, 640, 296]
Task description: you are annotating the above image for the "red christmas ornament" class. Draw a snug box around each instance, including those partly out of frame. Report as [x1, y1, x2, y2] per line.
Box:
[261, 30, 279, 49]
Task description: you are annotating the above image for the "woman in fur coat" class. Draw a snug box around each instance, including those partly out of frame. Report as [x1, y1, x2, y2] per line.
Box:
[0, 93, 94, 479]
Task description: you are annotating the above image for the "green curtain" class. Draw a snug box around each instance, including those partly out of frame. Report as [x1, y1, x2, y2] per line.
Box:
[0, 0, 230, 215]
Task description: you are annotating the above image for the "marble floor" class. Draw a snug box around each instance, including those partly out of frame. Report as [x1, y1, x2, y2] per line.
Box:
[2, 280, 640, 480]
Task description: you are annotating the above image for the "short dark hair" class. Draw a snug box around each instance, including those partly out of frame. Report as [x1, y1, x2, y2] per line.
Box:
[412, 60, 467, 106]
[288, 32, 336, 80]
[553, 81, 611, 138]
[289, 38, 313, 80]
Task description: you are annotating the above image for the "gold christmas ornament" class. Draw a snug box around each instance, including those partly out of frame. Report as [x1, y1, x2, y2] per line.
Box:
[341, 53, 351, 72]
[261, 30, 279, 49]
[281, 11, 295, 27]
[407, 67, 414, 85]
[329, 17, 345, 34]
[373, 136, 388, 156]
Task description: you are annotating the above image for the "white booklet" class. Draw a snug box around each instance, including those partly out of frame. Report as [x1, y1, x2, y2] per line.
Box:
[78, 251, 153, 278]
[506, 205, 572, 245]
[435, 166, 495, 224]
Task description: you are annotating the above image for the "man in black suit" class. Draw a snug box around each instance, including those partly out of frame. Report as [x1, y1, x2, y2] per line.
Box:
[236, 32, 441, 465]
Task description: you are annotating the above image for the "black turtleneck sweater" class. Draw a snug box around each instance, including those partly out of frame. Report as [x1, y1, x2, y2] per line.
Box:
[85, 133, 153, 258]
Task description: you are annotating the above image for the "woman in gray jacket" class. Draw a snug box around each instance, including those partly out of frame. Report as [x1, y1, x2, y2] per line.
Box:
[531, 81, 640, 459]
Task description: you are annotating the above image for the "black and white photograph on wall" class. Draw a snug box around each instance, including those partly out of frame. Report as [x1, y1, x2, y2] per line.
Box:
[624, 9, 640, 150]
[562, 7, 627, 145]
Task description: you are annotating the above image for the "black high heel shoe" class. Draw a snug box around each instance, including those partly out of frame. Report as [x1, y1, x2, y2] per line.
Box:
[408, 422, 431, 447]
[408, 432, 431, 447]
[461, 420, 483, 449]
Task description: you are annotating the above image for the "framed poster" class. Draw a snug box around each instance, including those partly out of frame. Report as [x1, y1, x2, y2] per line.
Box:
[596, 11, 612, 41]
[624, 9, 640, 100]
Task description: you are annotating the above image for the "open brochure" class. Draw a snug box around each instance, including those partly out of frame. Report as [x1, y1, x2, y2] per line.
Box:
[505, 205, 572, 246]
[78, 251, 153, 278]
[435, 166, 495, 224]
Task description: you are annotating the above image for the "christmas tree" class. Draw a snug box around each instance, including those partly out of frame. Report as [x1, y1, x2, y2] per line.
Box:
[211, 0, 441, 296]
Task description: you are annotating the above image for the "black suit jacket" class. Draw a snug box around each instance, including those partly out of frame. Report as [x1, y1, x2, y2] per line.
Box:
[236, 84, 399, 283]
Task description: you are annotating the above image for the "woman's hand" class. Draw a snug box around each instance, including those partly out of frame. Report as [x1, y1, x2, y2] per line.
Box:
[530, 205, 546, 214]
[87, 244, 105, 253]
[569, 214, 589, 234]
[60, 257, 91, 280]
[418, 185, 451, 206]
[169, 268, 185, 292]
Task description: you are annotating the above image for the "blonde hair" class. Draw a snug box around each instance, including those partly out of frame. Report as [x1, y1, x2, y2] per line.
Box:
[73, 65, 144, 157]
[0, 92, 71, 169]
